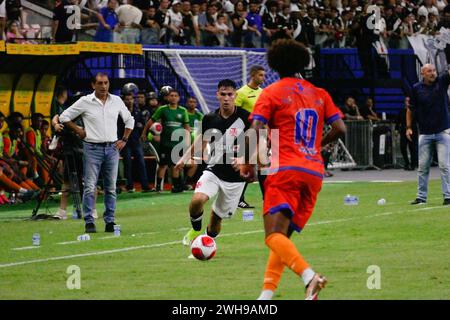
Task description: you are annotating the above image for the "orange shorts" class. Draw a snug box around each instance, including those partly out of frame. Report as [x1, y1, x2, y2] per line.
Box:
[263, 169, 323, 232]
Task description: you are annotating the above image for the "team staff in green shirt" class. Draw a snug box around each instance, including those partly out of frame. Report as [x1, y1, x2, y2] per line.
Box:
[185, 96, 203, 189]
[141, 88, 191, 193]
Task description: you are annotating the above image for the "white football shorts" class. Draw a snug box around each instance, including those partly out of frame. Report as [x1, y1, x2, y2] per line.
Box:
[195, 170, 246, 219]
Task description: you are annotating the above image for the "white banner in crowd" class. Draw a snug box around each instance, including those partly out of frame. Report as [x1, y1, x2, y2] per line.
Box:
[408, 28, 450, 75]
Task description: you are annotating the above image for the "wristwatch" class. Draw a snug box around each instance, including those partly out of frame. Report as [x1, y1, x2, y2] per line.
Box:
[121, 137, 128, 142]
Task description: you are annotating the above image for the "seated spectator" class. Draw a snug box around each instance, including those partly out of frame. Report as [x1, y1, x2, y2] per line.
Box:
[426, 12, 439, 35]
[0, 112, 37, 199]
[272, 4, 292, 41]
[94, 0, 119, 42]
[231, 1, 247, 47]
[360, 97, 381, 121]
[262, 1, 280, 46]
[245, 0, 262, 48]
[166, 0, 186, 45]
[189, 0, 201, 45]
[181, 0, 197, 45]
[341, 96, 364, 120]
[199, 3, 220, 46]
[24, 113, 49, 186]
[40, 120, 51, 154]
[6, 19, 25, 43]
[398, 12, 417, 49]
[116, 0, 143, 44]
[215, 13, 230, 46]
[2, 123, 33, 185]
[313, 7, 334, 48]
[141, 6, 160, 44]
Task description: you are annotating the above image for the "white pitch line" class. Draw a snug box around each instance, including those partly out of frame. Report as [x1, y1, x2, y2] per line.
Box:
[2, 241, 181, 269]
[323, 181, 355, 184]
[2, 205, 446, 269]
[11, 246, 40, 251]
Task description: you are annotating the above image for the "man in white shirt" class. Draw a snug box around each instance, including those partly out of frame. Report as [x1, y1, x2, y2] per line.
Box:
[59, 73, 135, 233]
[116, 0, 143, 43]
[166, 0, 184, 44]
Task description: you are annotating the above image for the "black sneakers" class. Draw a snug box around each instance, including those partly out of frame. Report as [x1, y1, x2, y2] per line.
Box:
[105, 222, 116, 232]
[238, 200, 255, 209]
[171, 187, 184, 193]
[410, 198, 426, 205]
[443, 199, 450, 205]
[85, 223, 97, 233]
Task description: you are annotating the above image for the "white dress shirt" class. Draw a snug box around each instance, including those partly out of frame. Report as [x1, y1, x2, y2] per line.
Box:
[59, 92, 135, 144]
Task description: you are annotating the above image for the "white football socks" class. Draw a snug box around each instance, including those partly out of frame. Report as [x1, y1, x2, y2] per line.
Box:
[257, 290, 274, 300]
[257, 268, 316, 300]
[19, 188, 28, 194]
[301, 268, 315, 287]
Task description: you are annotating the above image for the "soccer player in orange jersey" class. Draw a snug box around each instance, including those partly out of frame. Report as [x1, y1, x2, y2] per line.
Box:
[238, 39, 346, 300]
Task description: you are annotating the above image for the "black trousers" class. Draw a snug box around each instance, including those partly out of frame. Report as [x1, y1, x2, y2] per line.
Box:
[400, 131, 418, 168]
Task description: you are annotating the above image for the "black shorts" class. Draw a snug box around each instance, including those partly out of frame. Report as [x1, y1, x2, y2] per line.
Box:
[159, 145, 175, 166]
[159, 145, 186, 166]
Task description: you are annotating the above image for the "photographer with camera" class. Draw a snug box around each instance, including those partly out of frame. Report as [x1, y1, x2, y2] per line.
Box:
[51, 87, 97, 220]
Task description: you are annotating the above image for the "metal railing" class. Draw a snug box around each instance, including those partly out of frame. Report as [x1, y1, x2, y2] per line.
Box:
[343, 120, 399, 170]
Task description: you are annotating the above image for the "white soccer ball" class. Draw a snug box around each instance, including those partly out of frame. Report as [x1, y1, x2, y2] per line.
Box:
[190, 235, 217, 261]
[150, 122, 163, 135]
[377, 198, 386, 205]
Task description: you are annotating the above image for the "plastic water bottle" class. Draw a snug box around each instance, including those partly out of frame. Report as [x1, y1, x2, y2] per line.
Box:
[344, 194, 359, 205]
[32, 233, 40, 246]
[114, 225, 121, 237]
[72, 207, 80, 219]
[77, 234, 91, 241]
[242, 210, 254, 221]
[10, 193, 16, 205]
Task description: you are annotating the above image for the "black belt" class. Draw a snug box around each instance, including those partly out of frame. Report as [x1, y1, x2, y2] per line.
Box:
[85, 141, 116, 147]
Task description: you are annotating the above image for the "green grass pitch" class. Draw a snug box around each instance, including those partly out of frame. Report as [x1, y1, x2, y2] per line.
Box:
[0, 180, 448, 299]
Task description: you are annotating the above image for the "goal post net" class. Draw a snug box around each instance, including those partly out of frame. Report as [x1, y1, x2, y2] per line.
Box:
[143, 47, 279, 114]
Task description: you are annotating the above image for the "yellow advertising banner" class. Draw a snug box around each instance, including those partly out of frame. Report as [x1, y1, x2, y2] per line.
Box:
[5, 42, 142, 55]
[0, 74, 14, 116]
[0, 40, 5, 52]
[34, 75, 57, 117]
[6, 43, 79, 55]
[78, 41, 142, 55]
[13, 74, 37, 118]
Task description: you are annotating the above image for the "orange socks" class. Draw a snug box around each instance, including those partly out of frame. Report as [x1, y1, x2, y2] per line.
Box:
[0, 174, 22, 192]
[263, 250, 285, 291]
[265, 232, 309, 276]
[24, 179, 40, 190]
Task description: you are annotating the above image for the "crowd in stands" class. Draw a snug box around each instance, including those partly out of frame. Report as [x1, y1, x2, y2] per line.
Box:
[1, 0, 450, 49]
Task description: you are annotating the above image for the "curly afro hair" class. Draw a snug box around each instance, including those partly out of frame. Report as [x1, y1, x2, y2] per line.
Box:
[267, 39, 310, 78]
